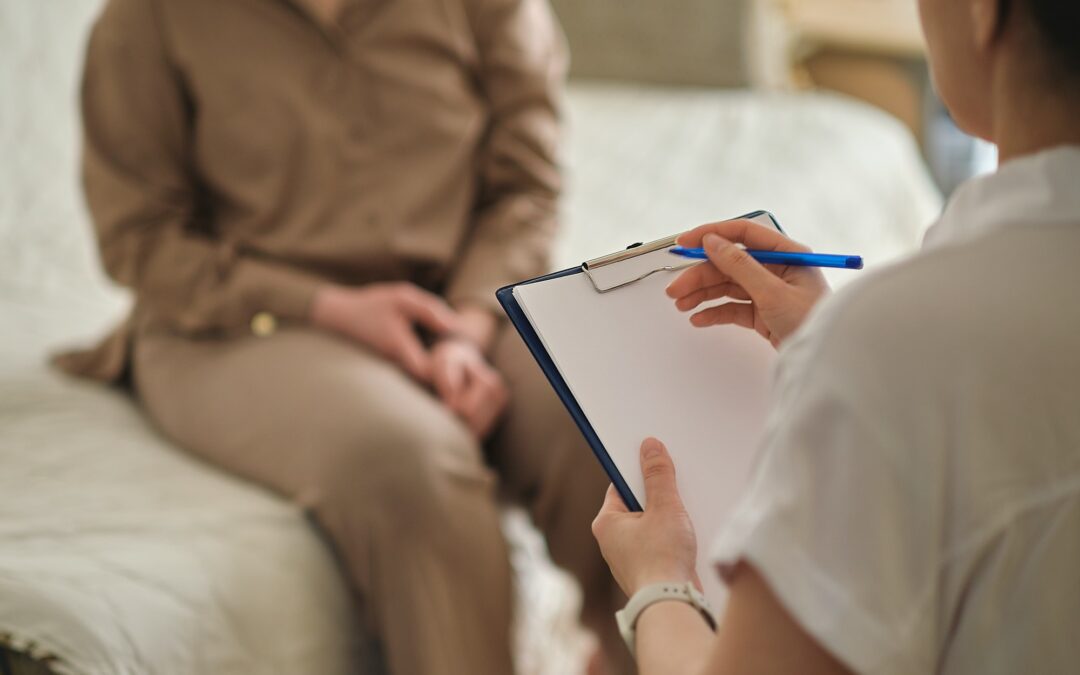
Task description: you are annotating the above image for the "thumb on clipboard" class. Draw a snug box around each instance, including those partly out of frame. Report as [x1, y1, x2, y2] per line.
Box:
[593, 438, 704, 597]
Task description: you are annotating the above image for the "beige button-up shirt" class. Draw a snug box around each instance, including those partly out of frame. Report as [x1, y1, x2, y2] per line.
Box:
[59, 0, 566, 381]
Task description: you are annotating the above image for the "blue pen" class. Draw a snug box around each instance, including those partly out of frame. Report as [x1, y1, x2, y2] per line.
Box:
[669, 247, 864, 270]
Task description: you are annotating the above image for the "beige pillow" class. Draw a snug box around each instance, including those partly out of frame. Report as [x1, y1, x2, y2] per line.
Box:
[550, 0, 751, 87]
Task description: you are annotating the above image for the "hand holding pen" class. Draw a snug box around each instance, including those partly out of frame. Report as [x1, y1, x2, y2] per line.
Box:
[664, 219, 835, 348]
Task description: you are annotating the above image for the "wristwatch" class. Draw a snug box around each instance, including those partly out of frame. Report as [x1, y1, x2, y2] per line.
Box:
[616, 581, 718, 656]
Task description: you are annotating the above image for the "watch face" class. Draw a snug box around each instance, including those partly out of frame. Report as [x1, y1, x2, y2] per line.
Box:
[615, 609, 629, 630]
[615, 609, 636, 655]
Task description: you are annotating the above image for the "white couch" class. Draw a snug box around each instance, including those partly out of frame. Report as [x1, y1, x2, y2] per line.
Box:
[0, 1, 941, 673]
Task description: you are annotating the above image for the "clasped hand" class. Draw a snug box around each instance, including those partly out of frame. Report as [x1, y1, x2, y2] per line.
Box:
[311, 282, 508, 439]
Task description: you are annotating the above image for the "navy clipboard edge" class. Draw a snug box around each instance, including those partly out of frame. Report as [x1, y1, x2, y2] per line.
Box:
[496, 266, 643, 511]
[495, 210, 783, 514]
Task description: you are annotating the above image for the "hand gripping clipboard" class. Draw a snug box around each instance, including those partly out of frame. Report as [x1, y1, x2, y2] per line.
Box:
[496, 210, 784, 513]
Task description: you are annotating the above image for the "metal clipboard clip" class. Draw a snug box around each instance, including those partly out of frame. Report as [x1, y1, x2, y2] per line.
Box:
[581, 234, 699, 293]
[580, 211, 782, 293]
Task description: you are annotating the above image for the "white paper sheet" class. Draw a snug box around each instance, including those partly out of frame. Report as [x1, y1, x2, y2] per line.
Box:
[515, 256, 776, 606]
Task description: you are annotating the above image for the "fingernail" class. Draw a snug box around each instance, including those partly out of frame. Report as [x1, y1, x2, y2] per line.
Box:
[703, 233, 722, 250]
[642, 438, 662, 459]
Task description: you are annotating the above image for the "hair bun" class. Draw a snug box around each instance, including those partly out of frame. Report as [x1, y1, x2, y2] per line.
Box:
[1028, 0, 1080, 72]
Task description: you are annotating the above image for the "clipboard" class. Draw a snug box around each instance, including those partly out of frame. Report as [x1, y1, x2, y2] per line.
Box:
[497, 211, 782, 604]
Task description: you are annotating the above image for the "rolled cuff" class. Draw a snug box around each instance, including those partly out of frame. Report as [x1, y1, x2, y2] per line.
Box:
[710, 506, 920, 675]
[230, 257, 325, 334]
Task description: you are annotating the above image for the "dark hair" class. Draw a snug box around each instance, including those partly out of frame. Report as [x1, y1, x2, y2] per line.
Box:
[1026, 0, 1080, 73]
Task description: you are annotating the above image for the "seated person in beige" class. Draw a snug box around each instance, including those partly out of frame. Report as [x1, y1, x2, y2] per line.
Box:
[56, 0, 627, 673]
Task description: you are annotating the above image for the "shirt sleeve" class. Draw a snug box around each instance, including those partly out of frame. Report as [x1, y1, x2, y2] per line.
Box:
[709, 300, 944, 675]
[444, 0, 567, 312]
[81, 0, 322, 337]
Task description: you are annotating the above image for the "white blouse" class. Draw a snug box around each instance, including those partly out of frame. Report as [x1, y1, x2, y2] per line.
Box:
[711, 146, 1080, 674]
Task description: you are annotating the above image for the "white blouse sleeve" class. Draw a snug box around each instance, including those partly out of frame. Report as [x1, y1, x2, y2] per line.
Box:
[709, 300, 945, 675]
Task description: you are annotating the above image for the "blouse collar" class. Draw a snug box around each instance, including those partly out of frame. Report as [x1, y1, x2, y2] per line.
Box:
[924, 145, 1080, 250]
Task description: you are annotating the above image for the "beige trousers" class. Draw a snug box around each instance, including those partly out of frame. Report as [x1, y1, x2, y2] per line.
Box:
[133, 325, 630, 675]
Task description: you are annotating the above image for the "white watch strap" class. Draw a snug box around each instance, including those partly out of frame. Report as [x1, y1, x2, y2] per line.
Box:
[615, 581, 718, 657]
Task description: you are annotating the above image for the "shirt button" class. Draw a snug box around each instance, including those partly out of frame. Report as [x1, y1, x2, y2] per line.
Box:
[250, 311, 278, 337]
